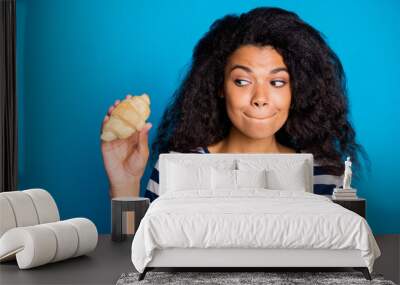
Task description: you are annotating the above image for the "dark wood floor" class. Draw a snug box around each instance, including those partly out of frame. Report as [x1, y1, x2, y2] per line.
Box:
[374, 235, 400, 284]
[0, 235, 399, 285]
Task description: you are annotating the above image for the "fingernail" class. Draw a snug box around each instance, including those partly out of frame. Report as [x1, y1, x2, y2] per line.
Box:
[145, 124, 152, 133]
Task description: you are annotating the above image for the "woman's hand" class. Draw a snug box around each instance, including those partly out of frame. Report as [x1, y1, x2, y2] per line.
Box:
[101, 95, 152, 198]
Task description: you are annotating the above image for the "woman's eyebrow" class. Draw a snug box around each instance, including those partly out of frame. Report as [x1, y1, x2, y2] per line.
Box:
[229, 65, 288, 74]
[230, 64, 253, 73]
[270, 67, 288, 74]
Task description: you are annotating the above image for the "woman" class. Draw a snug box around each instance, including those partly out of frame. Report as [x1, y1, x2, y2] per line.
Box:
[101, 7, 368, 201]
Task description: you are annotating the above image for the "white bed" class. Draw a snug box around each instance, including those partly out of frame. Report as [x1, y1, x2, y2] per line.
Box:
[131, 153, 380, 280]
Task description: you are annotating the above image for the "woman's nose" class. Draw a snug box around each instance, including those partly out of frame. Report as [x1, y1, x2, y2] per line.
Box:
[251, 85, 269, 108]
[252, 98, 268, 108]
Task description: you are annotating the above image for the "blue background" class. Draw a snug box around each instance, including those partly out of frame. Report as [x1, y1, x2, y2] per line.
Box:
[16, 0, 400, 234]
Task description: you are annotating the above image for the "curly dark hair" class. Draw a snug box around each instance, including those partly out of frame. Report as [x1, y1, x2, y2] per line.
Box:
[150, 7, 369, 177]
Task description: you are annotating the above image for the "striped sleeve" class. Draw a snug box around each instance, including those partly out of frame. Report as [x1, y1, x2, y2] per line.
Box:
[144, 159, 160, 202]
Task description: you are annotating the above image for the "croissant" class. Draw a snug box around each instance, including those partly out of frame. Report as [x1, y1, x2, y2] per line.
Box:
[101, 94, 151, 142]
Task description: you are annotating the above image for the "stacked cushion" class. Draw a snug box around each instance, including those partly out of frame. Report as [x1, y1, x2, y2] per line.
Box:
[0, 189, 59, 236]
[0, 189, 97, 269]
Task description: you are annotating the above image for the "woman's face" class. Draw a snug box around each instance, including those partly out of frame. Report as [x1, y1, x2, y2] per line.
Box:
[222, 45, 291, 140]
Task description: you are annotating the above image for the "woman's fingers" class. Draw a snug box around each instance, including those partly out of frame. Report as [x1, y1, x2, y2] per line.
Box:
[138, 122, 152, 155]
[108, 100, 119, 114]
[108, 100, 120, 114]
[108, 105, 114, 115]
[103, 115, 109, 125]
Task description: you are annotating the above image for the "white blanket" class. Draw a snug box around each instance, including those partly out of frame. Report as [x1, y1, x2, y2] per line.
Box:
[131, 189, 380, 273]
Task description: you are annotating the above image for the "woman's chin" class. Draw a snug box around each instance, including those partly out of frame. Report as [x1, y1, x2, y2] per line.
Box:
[240, 127, 277, 140]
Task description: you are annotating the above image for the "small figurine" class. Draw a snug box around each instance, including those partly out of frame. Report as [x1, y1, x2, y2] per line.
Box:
[333, 156, 357, 198]
[343, 156, 352, 190]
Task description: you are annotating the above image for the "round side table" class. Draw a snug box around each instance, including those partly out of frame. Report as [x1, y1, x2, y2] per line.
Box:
[111, 197, 150, 242]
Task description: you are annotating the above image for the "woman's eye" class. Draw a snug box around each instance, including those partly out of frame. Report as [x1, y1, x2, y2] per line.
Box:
[234, 79, 250, 87]
[271, 80, 286, 88]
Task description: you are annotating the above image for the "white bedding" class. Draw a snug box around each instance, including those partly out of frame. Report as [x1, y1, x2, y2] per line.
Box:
[131, 189, 380, 273]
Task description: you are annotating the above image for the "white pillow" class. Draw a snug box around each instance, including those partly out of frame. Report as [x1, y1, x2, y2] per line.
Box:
[266, 161, 307, 191]
[211, 168, 237, 190]
[167, 161, 212, 192]
[211, 168, 268, 190]
[236, 169, 268, 188]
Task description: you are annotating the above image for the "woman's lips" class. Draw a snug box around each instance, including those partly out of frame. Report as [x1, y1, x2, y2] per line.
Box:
[244, 112, 277, 120]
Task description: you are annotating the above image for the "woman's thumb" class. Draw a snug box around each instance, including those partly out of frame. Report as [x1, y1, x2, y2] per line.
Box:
[138, 123, 152, 154]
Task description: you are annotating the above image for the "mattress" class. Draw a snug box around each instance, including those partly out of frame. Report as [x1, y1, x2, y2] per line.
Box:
[131, 189, 381, 273]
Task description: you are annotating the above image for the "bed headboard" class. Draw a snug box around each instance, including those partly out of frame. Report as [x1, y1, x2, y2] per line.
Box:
[159, 153, 314, 195]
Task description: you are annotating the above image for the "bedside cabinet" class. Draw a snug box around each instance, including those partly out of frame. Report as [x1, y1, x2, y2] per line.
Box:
[328, 196, 366, 218]
[111, 197, 150, 242]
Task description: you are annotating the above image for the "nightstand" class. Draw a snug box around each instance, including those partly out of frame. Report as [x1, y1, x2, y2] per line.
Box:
[111, 197, 150, 241]
[324, 195, 366, 218]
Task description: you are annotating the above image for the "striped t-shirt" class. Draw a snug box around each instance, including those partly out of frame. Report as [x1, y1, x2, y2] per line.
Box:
[144, 146, 343, 202]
